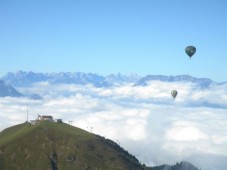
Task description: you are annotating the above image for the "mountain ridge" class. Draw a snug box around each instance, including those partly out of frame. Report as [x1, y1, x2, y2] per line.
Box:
[0, 80, 22, 97]
[0, 79, 42, 99]
[134, 75, 214, 88]
[1, 71, 217, 88]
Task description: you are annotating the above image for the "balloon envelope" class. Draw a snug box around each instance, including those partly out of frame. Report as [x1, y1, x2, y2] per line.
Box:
[185, 46, 196, 58]
[171, 90, 178, 99]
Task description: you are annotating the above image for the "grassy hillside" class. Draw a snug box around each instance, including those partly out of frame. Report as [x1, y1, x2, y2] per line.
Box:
[0, 121, 147, 170]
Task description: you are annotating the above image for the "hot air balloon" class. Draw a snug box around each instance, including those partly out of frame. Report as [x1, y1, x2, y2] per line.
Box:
[171, 90, 178, 99]
[185, 46, 196, 59]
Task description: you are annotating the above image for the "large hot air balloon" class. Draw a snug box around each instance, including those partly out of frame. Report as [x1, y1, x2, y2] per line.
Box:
[185, 46, 196, 59]
[171, 90, 178, 99]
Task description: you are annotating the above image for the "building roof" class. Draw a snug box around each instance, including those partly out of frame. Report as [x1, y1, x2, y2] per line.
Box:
[41, 115, 53, 118]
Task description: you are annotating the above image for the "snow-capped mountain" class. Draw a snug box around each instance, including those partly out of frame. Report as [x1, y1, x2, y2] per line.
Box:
[2, 71, 106, 87]
[1, 71, 141, 87]
[1, 71, 217, 88]
[105, 73, 141, 85]
[134, 75, 214, 88]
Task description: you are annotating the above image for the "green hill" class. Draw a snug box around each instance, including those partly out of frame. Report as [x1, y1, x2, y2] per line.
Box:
[0, 121, 146, 170]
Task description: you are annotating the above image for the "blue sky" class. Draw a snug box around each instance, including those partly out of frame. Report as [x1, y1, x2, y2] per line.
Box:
[1, 0, 227, 82]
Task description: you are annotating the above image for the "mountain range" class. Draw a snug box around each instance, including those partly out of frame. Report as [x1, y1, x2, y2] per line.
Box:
[0, 71, 218, 88]
[134, 75, 214, 88]
[0, 71, 220, 169]
[0, 71, 220, 100]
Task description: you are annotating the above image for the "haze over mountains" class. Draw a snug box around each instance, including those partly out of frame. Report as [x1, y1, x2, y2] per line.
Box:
[0, 71, 218, 89]
[0, 71, 217, 100]
[0, 79, 41, 100]
[0, 80, 22, 97]
[1, 71, 227, 170]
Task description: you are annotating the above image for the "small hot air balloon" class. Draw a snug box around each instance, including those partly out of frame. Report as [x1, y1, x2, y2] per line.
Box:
[185, 46, 196, 59]
[171, 90, 178, 99]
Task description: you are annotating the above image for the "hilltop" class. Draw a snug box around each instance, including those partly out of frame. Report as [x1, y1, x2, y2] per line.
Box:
[0, 122, 201, 170]
[0, 121, 147, 170]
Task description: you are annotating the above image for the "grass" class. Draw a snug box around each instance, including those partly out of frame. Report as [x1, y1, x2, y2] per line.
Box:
[0, 121, 147, 170]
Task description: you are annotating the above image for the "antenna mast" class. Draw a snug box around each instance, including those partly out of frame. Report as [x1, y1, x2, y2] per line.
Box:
[26, 104, 28, 122]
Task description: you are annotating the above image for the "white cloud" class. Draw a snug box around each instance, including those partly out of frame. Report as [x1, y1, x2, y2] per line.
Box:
[166, 125, 209, 142]
[1, 81, 227, 167]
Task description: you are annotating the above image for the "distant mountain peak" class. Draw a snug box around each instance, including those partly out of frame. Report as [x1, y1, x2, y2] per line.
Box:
[0, 80, 22, 97]
[151, 161, 199, 170]
[1, 71, 141, 87]
[1, 71, 216, 89]
[134, 74, 214, 88]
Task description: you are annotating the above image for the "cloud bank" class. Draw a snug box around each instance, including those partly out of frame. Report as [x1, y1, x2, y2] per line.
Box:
[1, 81, 227, 168]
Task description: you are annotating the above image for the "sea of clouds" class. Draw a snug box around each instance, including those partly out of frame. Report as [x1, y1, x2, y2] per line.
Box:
[1, 81, 227, 168]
